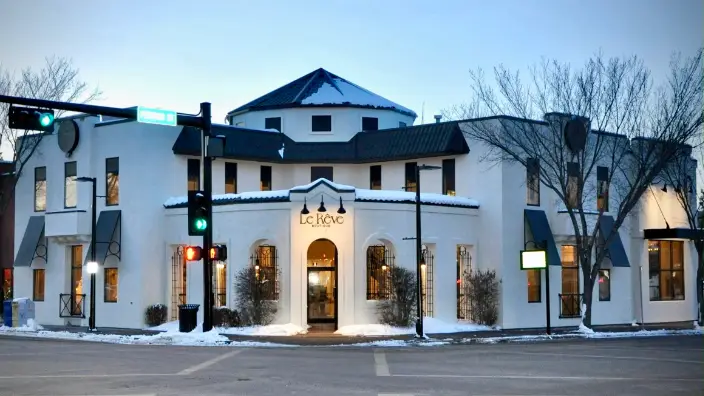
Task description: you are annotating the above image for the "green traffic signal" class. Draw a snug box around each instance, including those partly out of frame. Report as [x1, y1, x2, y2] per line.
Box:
[194, 218, 207, 231]
[39, 113, 54, 127]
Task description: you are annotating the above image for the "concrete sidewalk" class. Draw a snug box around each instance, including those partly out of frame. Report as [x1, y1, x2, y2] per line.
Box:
[33, 320, 698, 346]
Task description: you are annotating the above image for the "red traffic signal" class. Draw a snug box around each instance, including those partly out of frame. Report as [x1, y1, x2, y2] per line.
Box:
[184, 246, 202, 261]
[210, 244, 228, 261]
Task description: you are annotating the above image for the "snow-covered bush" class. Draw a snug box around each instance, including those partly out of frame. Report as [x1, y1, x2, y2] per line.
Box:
[234, 266, 278, 326]
[377, 266, 417, 327]
[145, 304, 167, 327]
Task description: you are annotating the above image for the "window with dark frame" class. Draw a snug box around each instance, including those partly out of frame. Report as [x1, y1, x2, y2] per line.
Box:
[64, 161, 77, 208]
[527, 270, 541, 302]
[370, 165, 382, 190]
[362, 117, 378, 131]
[566, 162, 579, 209]
[33, 269, 45, 301]
[442, 158, 456, 196]
[104, 268, 118, 303]
[648, 240, 685, 301]
[70, 245, 83, 316]
[187, 158, 200, 191]
[225, 162, 237, 194]
[34, 166, 46, 212]
[597, 166, 609, 212]
[598, 269, 611, 301]
[312, 115, 332, 132]
[310, 166, 333, 182]
[560, 245, 580, 317]
[405, 162, 417, 192]
[366, 245, 393, 300]
[526, 158, 540, 206]
[265, 117, 282, 132]
[106, 157, 119, 206]
[256, 245, 278, 300]
[260, 165, 272, 191]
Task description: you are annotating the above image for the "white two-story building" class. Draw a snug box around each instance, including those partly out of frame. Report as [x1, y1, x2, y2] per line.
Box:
[11, 68, 700, 331]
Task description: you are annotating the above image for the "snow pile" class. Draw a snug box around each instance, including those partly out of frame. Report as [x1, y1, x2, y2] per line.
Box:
[334, 317, 494, 336]
[219, 323, 307, 336]
[164, 189, 290, 207]
[355, 189, 479, 208]
[0, 319, 43, 332]
[290, 178, 355, 193]
[301, 77, 416, 116]
[577, 322, 595, 334]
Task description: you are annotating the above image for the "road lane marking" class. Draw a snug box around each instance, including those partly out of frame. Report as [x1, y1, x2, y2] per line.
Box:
[390, 374, 704, 382]
[178, 349, 242, 375]
[0, 373, 177, 379]
[491, 350, 703, 364]
[374, 349, 390, 376]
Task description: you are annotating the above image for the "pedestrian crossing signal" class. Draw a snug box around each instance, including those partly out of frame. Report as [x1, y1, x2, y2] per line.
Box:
[185, 246, 202, 261]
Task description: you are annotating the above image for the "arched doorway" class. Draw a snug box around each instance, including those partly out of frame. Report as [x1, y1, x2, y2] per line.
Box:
[306, 239, 338, 329]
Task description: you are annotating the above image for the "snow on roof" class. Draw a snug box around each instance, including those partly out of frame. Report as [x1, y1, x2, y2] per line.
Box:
[301, 77, 416, 116]
[164, 179, 479, 209]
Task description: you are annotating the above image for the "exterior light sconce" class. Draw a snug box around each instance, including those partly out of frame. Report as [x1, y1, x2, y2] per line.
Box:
[337, 197, 346, 214]
[381, 264, 387, 271]
[318, 196, 326, 212]
[86, 261, 99, 274]
[301, 198, 310, 215]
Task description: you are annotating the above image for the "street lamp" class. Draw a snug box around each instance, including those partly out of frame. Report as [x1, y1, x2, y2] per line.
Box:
[415, 164, 441, 338]
[77, 176, 98, 331]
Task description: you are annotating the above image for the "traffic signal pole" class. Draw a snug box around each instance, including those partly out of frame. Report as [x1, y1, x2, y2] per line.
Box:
[201, 102, 214, 332]
[0, 94, 217, 332]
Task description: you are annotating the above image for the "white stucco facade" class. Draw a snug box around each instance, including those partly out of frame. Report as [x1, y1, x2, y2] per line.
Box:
[10, 69, 699, 331]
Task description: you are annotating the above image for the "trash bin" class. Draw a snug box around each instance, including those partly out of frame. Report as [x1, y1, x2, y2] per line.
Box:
[2, 300, 12, 327]
[177, 304, 200, 333]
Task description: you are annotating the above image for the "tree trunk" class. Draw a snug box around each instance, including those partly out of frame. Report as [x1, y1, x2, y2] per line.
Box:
[581, 273, 595, 327]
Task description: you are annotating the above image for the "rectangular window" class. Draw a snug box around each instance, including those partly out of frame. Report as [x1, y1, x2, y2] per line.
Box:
[187, 158, 200, 191]
[370, 165, 382, 190]
[225, 162, 237, 194]
[311, 166, 333, 182]
[265, 117, 282, 132]
[104, 268, 118, 303]
[598, 269, 610, 301]
[648, 240, 685, 301]
[526, 158, 540, 206]
[399, 121, 407, 128]
[597, 166, 609, 212]
[214, 260, 227, 307]
[34, 166, 46, 212]
[561, 245, 579, 294]
[105, 157, 119, 206]
[70, 245, 83, 316]
[566, 162, 579, 209]
[405, 162, 417, 192]
[257, 245, 278, 300]
[312, 115, 332, 132]
[362, 117, 379, 131]
[260, 165, 272, 191]
[33, 269, 45, 301]
[64, 161, 77, 208]
[442, 159, 456, 196]
[527, 270, 541, 302]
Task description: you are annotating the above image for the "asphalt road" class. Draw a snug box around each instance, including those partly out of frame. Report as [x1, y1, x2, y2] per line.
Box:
[0, 335, 701, 396]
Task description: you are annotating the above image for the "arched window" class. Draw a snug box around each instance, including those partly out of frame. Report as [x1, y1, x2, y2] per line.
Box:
[250, 245, 279, 301]
[366, 244, 394, 300]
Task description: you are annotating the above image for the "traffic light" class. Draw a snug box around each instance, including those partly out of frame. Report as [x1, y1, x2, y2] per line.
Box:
[8, 105, 55, 132]
[210, 244, 228, 261]
[187, 190, 210, 236]
[184, 246, 202, 261]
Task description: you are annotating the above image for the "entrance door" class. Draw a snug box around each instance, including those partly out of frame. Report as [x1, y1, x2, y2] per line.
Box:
[306, 239, 337, 328]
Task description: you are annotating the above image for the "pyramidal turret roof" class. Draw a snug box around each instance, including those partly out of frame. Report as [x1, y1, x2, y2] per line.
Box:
[227, 68, 417, 118]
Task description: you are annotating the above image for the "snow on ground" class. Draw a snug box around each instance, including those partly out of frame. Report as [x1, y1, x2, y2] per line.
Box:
[147, 321, 308, 336]
[334, 317, 494, 336]
[473, 327, 703, 344]
[0, 319, 43, 332]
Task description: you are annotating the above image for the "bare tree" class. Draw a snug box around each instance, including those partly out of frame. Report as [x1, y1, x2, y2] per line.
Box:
[0, 56, 101, 218]
[446, 49, 703, 327]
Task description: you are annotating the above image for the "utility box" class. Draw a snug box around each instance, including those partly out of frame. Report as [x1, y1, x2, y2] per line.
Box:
[11, 298, 35, 327]
[2, 300, 12, 327]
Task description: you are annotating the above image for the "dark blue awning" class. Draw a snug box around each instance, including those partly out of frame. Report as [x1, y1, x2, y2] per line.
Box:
[84, 210, 121, 265]
[599, 215, 630, 267]
[524, 209, 561, 266]
[14, 216, 46, 267]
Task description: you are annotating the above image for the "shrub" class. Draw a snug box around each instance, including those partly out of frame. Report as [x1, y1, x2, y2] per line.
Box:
[145, 304, 167, 327]
[234, 266, 278, 326]
[464, 269, 499, 326]
[377, 266, 418, 327]
[213, 307, 241, 328]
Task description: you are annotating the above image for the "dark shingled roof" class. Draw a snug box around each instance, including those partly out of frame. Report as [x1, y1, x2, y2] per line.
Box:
[226, 68, 417, 117]
[172, 121, 469, 164]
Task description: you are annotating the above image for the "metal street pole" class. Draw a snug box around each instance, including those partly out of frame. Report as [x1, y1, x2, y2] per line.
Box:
[87, 178, 97, 331]
[201, 102, 214, 332]
[544, 240, 551, 335]
[415, 165, 423, 338]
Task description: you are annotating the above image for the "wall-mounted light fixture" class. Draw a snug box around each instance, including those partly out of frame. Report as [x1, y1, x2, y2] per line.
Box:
[318, 196, 326, 212]
[337, 197, 346, 214]
[301, 197, 310, 215]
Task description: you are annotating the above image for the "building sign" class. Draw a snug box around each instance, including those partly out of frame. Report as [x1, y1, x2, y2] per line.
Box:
[300, 213, 345, 228]
[520, 250, 547, 270]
